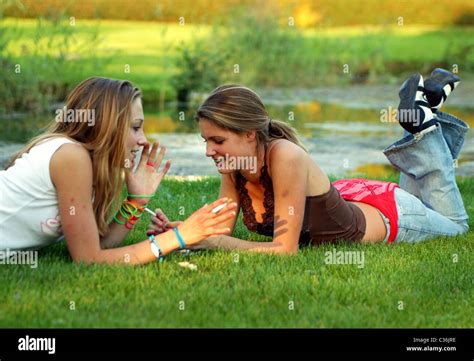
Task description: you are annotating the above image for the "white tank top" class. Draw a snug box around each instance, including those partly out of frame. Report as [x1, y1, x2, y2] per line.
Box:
[0, 136, 82, 258]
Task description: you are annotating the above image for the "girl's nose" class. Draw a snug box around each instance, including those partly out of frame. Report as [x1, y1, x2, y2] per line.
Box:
[138, 134, 148, 146]
[205, 143, 216, 157]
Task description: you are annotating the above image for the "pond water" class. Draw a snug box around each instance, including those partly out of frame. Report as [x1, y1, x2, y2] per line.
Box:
[1, 84, 473, 178]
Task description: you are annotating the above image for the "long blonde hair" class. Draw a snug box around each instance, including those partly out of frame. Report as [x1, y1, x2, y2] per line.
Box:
[5, 77, 141, 238]
[195, 84, 306, 151]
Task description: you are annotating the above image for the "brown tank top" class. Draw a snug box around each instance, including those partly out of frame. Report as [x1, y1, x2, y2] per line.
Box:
[235, 145, 366, 245]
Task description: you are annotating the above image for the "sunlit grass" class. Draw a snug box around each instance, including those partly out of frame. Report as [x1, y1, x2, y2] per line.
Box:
[3, 18, 211, 57]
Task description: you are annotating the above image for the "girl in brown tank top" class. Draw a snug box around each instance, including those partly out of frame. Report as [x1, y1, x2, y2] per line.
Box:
[235, 144, 366, 245]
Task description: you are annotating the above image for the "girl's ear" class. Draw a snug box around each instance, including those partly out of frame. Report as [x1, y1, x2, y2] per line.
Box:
[245, 130, 257, 142]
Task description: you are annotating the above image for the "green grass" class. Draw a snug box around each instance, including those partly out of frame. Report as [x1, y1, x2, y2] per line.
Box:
[0, 176, 473, 328]
[3, 18, 474, 99]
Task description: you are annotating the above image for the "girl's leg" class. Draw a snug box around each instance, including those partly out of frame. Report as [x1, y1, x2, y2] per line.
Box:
[393, 187, 468, 242]
[396, 69, 466, 204]
[382, 74, 469, 240]
[398, 129, 421, 200]
[436, 111, 469, 161]
[398, 111, 469, 203]
[384, 123, 468, 228]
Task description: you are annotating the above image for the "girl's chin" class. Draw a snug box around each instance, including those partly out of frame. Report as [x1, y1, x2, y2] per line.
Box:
[216, 167, 234, 174]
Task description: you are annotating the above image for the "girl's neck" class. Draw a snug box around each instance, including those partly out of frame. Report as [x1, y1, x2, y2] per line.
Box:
[239, 142, 266, 185]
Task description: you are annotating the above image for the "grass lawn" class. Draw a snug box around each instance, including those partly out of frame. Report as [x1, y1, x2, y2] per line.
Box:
[0, 176, 473, 328]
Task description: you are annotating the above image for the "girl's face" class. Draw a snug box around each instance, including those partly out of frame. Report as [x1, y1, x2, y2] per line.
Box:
[199, 118, 257, 174]
[126, 98, 147, 168]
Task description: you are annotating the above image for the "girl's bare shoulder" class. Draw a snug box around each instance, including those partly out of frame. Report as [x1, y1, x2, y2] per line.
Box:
[266, 139, 308, 175]
[50, 143, 92, 188]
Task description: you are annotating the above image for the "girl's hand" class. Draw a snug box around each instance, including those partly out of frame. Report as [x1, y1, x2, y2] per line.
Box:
[125, 142, 171, 206]
[176, 198, 237, 246]
[146, 208, 183, 236]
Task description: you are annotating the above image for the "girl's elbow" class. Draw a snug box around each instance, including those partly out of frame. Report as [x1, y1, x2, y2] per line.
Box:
[273, 242, 298, 255]
[70, 249, 103, 264]
[284, 246, 298, 255]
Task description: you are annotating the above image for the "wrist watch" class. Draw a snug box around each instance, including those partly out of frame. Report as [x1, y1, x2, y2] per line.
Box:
[149, 235, 163, 262]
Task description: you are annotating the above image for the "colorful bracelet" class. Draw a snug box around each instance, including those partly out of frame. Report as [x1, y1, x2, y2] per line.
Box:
[113, 214, 126, 225]
[173, 227, 186, 249]
[114, 198, 148, 229]
[127, 193, 156, 199]
[125, 200, 145, 229]
[125, 199, 146, 211]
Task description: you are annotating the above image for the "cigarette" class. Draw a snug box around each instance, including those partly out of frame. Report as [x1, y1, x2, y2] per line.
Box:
[211, 203, 227, 214]
[143, 207, 156, 216]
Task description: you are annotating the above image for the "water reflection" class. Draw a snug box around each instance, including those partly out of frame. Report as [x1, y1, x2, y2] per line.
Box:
[142, 99, 474, 178]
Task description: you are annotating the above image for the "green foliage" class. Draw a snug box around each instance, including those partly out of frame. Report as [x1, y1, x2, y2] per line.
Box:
[0, 15, 106, 115]
[212, 12, 474, 87]
[2, 17, 474, 118]
[0, 15, 48, 114]
[218, 14, 314, 87]
[171, 40, 229, 110]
